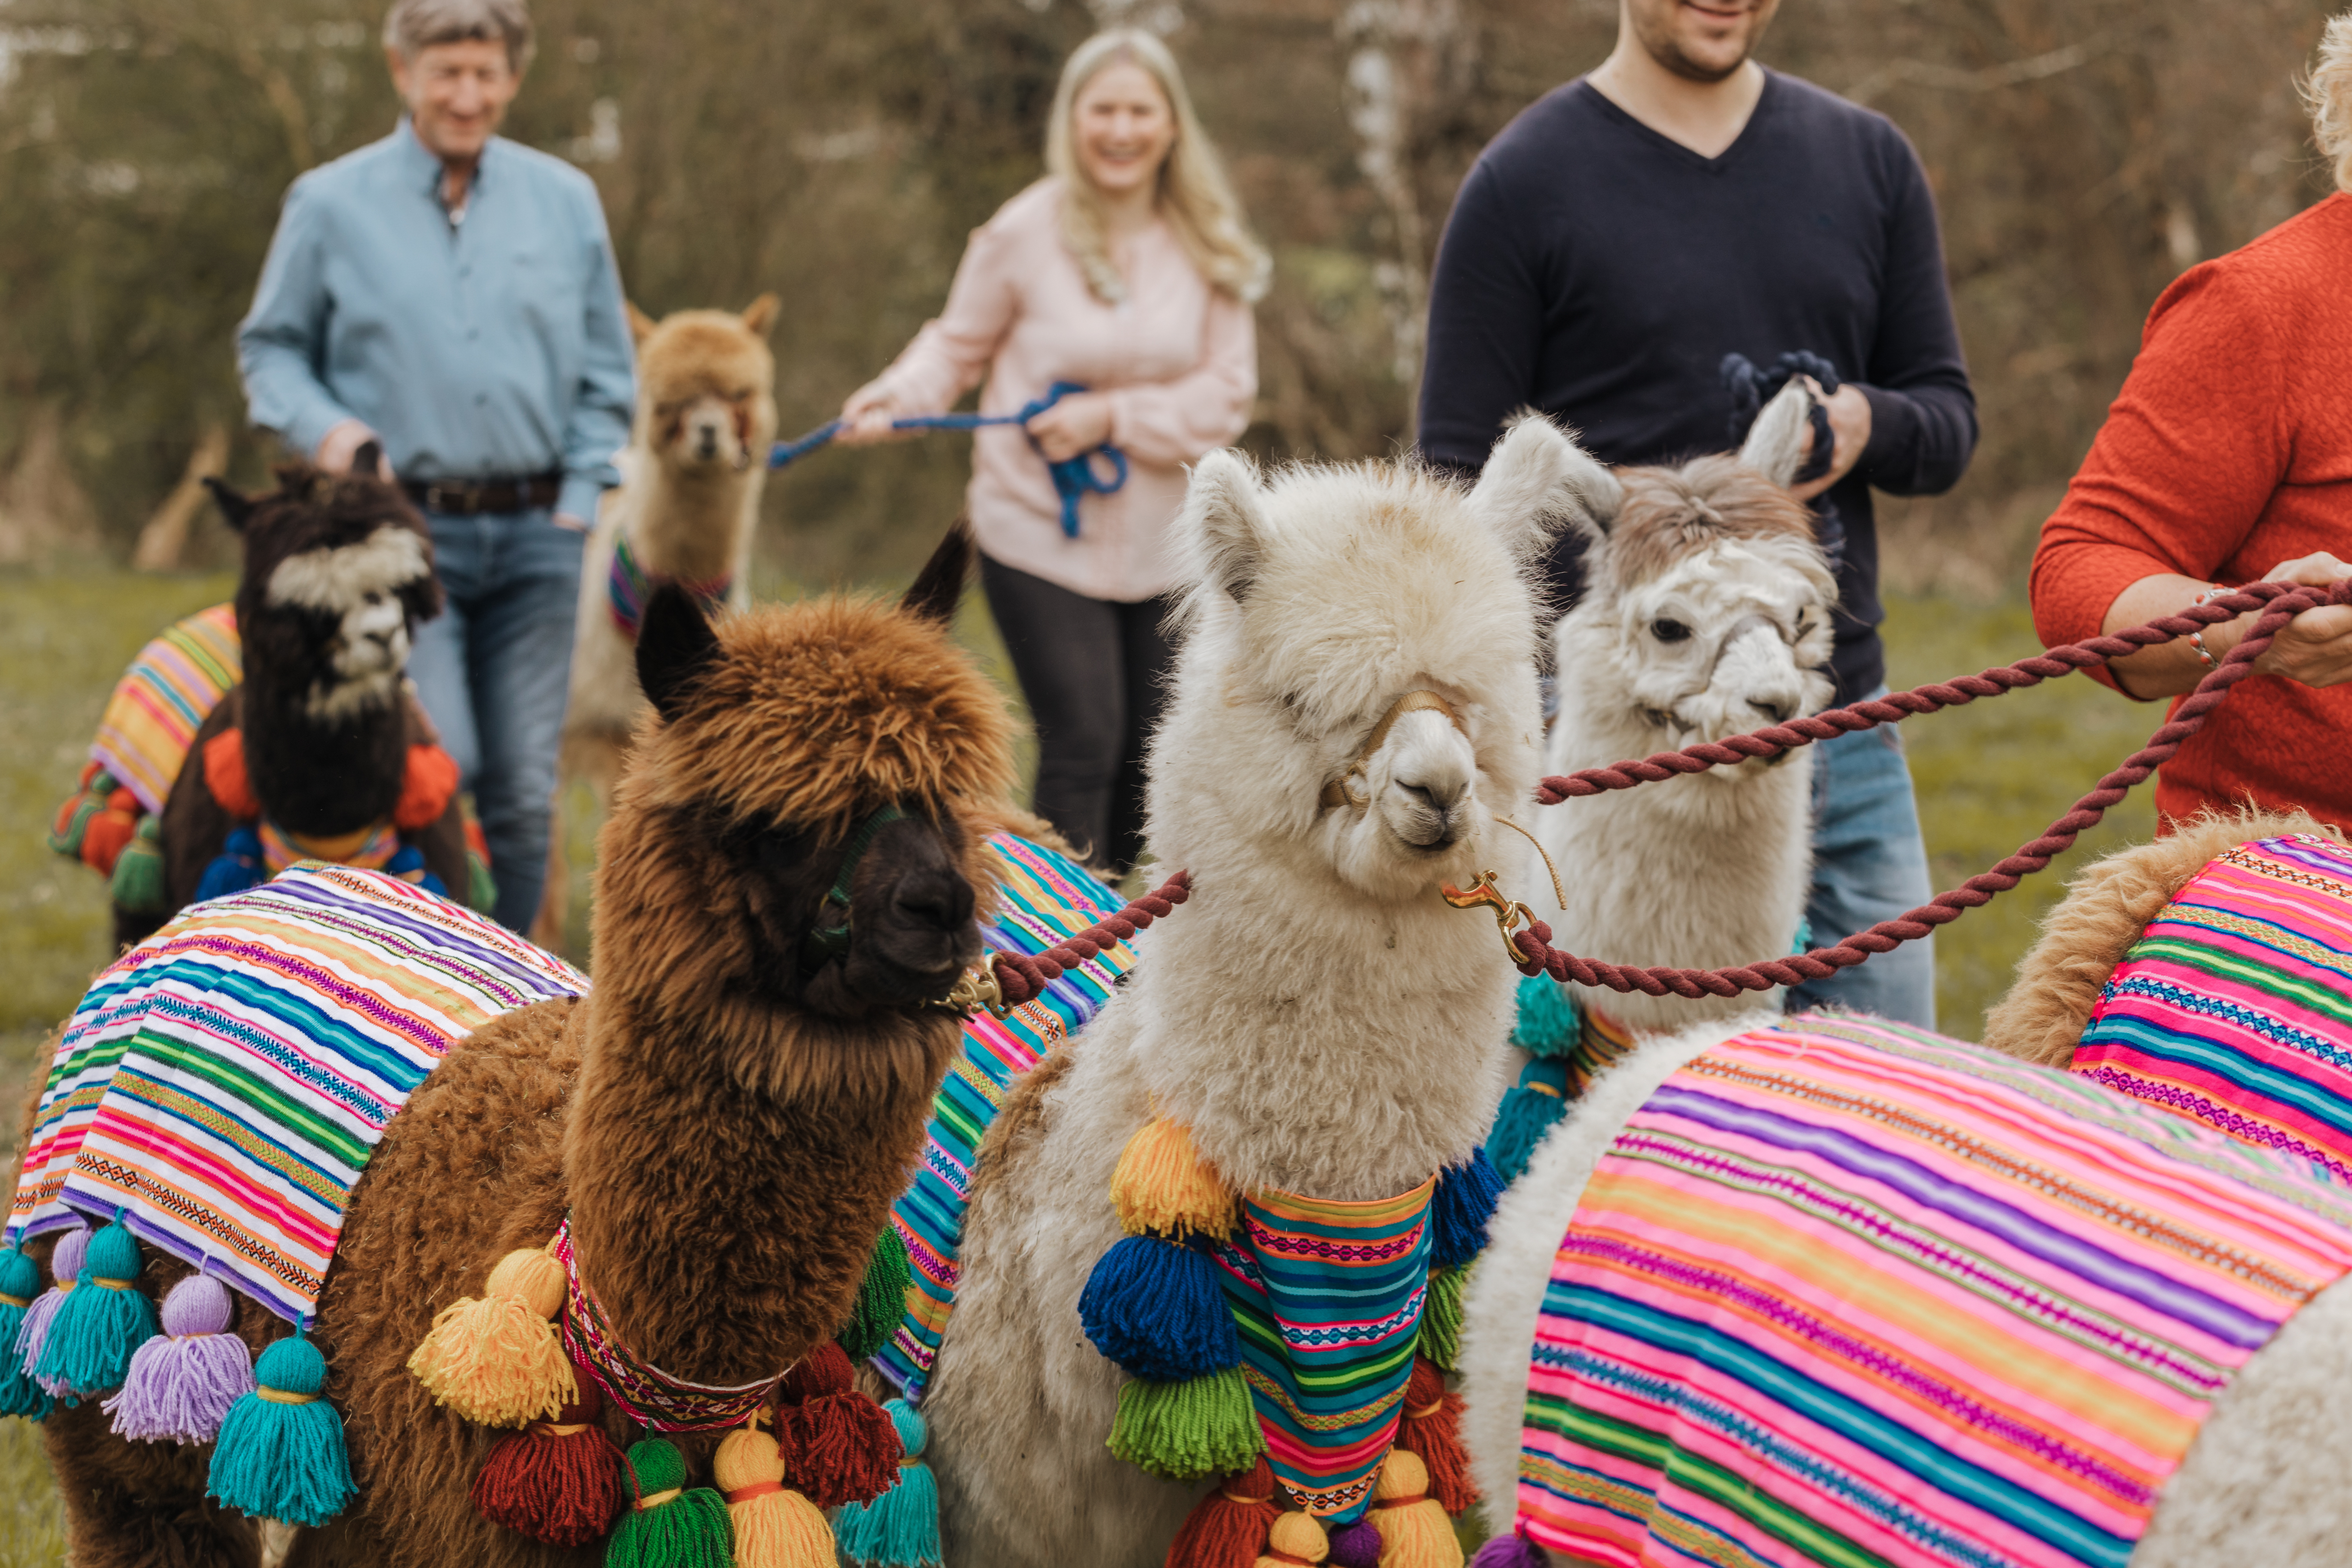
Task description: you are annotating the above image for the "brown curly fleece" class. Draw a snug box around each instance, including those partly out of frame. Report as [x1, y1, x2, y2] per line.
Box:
[1980, 807, 2340, 1067]
[18, 540, 1026, 1567]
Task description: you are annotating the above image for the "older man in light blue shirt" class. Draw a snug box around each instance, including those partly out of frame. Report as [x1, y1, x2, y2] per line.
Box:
[237, 0, 633, 935]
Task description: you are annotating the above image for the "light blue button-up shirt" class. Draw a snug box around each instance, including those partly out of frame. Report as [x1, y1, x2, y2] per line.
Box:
[238, 121, 635, 523]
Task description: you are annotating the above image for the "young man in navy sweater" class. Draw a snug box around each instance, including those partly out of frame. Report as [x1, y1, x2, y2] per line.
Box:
[1418, 0, 1976, 1028]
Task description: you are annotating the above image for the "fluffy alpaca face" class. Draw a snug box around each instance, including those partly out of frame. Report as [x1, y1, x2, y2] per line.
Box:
[631, 299, 780, 477]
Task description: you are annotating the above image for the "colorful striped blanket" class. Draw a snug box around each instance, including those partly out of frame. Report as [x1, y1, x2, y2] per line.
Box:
[873, 833, 1138, 1403]
[8, 865, 584, 1322]
[2072, 833, 2352, 1183]
[90, 603, 240, 815]
[1516, 1015, 2352, 1568]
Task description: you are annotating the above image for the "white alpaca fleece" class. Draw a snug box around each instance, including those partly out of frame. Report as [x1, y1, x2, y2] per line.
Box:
[264, 525, 430, 613]
[922, 425, 1587, 1568]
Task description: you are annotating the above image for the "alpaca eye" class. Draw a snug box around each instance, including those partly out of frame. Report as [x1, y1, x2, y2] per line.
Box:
[1650, 618, 1692, 643]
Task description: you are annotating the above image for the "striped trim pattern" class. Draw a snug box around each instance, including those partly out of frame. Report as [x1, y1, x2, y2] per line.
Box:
[554, 1215, 784, 1431]
[873, 833, 1136, 1403]
[8, 865, 584, 1321]
[1517, 1016, 2352, 1568]
[2073, 834, 2352, 1182]
[1219, 1181, 1435, 1524]
[90, 603, 240, 815]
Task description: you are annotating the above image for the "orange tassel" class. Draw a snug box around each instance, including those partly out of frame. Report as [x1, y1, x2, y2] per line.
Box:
[1369, 1450, 1461, 1568]
[1394, 1357, 1477, 1516]
[1111, 1117, 1238, 1239]
[1255, 1510, 1330, 1568]
[407, 1245, 577, 1427]
[394, 744, 462, 830]
[203, 729, 260, 819]
[1168, 1456, 1283, 1568]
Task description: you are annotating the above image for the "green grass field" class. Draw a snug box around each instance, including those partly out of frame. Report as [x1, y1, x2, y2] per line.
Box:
[0, 571, 2160, 1552]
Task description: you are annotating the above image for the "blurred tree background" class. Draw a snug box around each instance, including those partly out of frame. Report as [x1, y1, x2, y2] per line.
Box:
[0, 0, 2339, 585]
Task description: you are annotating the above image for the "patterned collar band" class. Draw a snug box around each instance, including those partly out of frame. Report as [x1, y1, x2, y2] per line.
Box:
[552, 1216, 787, 1432]
[606, 531, 733, 641]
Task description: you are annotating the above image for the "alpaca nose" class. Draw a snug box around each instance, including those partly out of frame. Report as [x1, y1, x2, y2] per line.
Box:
[1749, 695, 1794, 723]
[695, 425, 719, 460]
[1393, 774, 1470, 845]
[890, 868, 975, 935]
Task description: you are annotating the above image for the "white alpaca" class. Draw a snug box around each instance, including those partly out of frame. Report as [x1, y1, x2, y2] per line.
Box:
[1534, 383, 1840, 1035]
[1458, 1023, 2352, 1568]
[916, 420, 1599, 1566]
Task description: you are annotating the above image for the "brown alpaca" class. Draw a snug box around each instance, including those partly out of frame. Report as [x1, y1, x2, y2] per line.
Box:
[18, 524, 1018, 1568]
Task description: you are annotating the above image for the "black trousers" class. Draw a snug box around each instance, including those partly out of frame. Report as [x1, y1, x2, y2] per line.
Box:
[979, 554, 1180, 876]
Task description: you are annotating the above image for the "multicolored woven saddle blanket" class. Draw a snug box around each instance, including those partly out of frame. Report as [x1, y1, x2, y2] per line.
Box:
[1515, 1014, 2352, 1568]
[9, 864, 584, 1321]
[872, 834, 1138, 1403]
[90, 603, 240, 815]
[2073, 833, 2352, 1183]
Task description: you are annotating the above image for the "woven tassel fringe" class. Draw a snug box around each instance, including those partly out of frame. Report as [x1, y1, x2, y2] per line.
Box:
[606, 1439, 733, 1568]
[1326, 1518, 1383, 1568]
[836, 1227, 913, 1364]
[37, 1212, 156, 1395]
[1508, 974, 1579, 1055]
[1487, 1060, 1569, 1184]
[469, 1387, 625, 1547]
[775, 1341, 902, 1508]
[1081, 1234, 1240, 1383]
[717, 1421, 835, 1568]
[0, 1244, 51, 1420]
[1369, 1449, 1462, 1568]
[1255, 1511, 1331, 1568]
[1167, 1455, 1281, 1568]
[1418, 1265, 1466, 1372]
[17, 1225, 89, 1399]
[105, 1274, 252, 1442]
[1395, 1357, 1476, 1515]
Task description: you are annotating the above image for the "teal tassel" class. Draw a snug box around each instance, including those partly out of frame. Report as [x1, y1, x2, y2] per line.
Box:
[1488, 1058, 1572, 1183]
[35, 1211, 158, 1394]
[836, 1400, 941, 1568]
[606, 1438, 733, 1567]
[0, 1244, 51, 1420]
[837, 1227, 913, 1363]
[1508, 974, 1580, 1057]
[206, 1330, 356, 1527]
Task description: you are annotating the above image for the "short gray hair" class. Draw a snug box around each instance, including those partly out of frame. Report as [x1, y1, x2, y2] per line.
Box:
[383, 0, 535, 73]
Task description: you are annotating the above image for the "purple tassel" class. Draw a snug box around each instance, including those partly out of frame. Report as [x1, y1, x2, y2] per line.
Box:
[1469, 1531, 1547, 1568]
[17, 1224, 90, 1396]
[105, 1274, 253, 1442]
[1329, 1518, 1384, 1568]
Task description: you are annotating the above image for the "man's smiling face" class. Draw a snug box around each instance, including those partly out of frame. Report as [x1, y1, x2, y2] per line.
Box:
[1624, 0, 1783, 84]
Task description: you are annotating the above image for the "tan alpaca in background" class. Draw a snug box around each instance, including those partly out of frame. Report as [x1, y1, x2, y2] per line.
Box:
[536, 295, 779, 946]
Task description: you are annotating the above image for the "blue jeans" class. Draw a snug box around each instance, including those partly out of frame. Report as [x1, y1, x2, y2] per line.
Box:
[406, 507, 583, 934]
[1785, 692, 1938, 1029]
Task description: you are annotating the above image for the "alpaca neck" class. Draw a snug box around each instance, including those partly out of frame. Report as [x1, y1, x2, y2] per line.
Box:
[624, 445, 763, 588]
[240, 671, 406, 836]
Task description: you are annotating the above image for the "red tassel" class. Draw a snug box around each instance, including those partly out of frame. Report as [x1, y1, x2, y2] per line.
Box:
[394, 744, 462, 830]
[203, 730, 260, 820]
[469, 1384, 627, 1547]
[1167, 1456, 1283, 1568]
[773, 1341, 901, 1507]
[1395, 1357, 1477, 1516]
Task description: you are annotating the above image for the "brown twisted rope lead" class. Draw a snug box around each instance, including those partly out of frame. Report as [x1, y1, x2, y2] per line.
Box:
[989, 870, 1192, 1008]
[1513, 578, 2352, 999]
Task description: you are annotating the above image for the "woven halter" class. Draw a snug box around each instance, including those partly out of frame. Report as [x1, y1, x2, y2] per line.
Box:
[552, 1216, 788, 1432]
[1317, 690, 1467, 812]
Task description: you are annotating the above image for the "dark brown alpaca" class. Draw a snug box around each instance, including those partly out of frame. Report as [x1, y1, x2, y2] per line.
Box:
[22, 524, 1019, 1568]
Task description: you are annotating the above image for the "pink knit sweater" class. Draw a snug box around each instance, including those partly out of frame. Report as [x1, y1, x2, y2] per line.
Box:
[874, 178, 1257, 602]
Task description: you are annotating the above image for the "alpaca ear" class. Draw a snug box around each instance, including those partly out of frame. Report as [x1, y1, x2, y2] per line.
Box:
[1182, 448, 1269, 603]
[351, 440, 384, 479]
[900, 516, 974, 626]
[203, 476, 257, 533]
[739, 293, 780, 339]
[625, 301, 660, 346]
[1470, 413, 1623, 557]
[1739, 382, 1813, 488]
[637, 582, 723, 723]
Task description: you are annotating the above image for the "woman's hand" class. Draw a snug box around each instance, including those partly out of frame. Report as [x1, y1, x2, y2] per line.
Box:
[1025, 391, 1116, 463]
[834, 380, 907, 447]
[1788, 378, 1871, 503]
[2239, 551, 2352, 687]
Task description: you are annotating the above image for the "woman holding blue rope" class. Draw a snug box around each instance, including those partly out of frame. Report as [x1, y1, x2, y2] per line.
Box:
[837, 28, 1265, 876]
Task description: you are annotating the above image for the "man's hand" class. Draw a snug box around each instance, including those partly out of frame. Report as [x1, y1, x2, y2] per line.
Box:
[2240, 551, 2352, 688]
[316, 419, 393, 479]
[1789, 379, 1870, 502]
[1025, 391, 1115, 463]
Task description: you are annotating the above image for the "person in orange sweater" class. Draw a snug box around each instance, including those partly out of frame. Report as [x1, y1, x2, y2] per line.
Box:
[2033, 17, 2352, 832]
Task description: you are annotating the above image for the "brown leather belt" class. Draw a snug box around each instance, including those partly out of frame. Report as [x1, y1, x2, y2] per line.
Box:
[402, 472, 564, 516]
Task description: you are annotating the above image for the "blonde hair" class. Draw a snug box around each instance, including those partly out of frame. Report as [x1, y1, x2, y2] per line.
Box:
[2307, 12, 2352, 193]
[1045, 30, 1270, 305]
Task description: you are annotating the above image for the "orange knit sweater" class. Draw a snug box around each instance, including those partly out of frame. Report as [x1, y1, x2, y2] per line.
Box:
[2032, 194, 2352, 832]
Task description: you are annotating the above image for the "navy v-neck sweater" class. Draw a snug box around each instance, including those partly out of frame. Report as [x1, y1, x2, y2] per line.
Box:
[1417, 71, 1978, 702]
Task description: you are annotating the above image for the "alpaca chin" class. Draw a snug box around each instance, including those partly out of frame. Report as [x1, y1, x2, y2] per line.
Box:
[303, 668, 402, 723]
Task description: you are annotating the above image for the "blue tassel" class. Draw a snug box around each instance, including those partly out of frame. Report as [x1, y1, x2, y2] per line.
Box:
[193, 826, 267, 903]
[206, 1329, 355, 1527]
[1430, 1148, 1505, 1269]
[1488, 1058, 1572, 1184]
[836, 1399, 942, 1568]
[0, 1244, 51, 1420]
[34, 1210, 158, 1395]
[1509, 974, 1581, 1057]
[1078, 1234, 1239, 1383]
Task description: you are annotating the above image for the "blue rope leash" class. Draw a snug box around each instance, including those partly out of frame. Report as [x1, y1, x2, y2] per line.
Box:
[769, 380, 1127, 539]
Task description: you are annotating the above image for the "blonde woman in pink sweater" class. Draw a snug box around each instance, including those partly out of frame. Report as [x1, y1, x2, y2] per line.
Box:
[838, 29, 1265, 875]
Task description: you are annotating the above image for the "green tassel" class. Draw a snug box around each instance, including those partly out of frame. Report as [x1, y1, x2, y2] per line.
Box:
[606, 1438, 733, 1568]
[205, 1330, 355, 1527]
[0, 1245, 52, 1420]
[466, 850, 498, 914]
[836, 1227, 913, 1363]
[1418, 1264, 1467, 1372]
[47, 770, 113, 858]
[34, 1212, 158, 1394]
[109, 815, 167, 913]
[1106, 1366, 1264, 1482]
[1508, 974, 1580, 1057]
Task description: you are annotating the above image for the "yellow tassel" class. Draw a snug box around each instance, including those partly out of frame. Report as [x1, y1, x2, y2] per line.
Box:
[715, 1421, 834, 1568]
[405, 1245, 578, 1427]
[1256, 1509, 1331, 1567]
[1370, 1450, 1461, 1568]
[1110, 1117, 1238, 1240]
